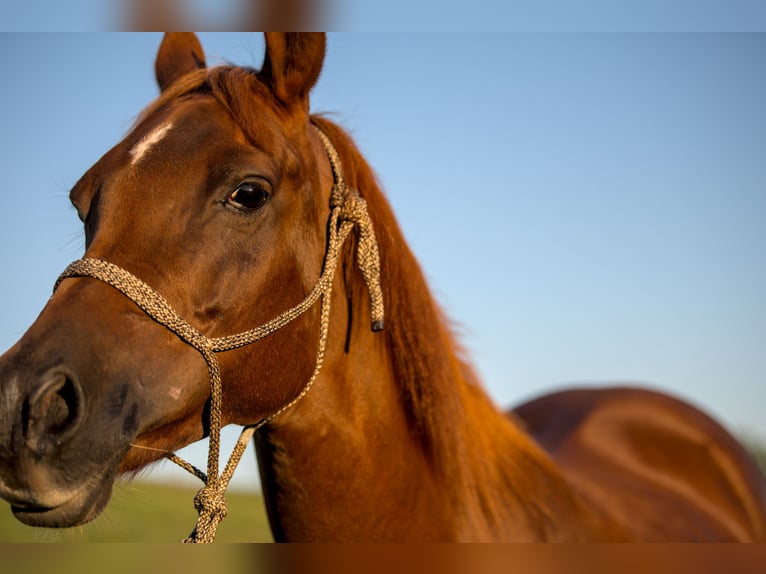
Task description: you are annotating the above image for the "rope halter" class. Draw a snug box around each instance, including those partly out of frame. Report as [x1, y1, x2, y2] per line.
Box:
[53, 126, 384, 543]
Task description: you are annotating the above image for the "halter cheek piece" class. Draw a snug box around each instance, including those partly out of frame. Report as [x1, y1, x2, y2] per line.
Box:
[53, 126, 384, 543]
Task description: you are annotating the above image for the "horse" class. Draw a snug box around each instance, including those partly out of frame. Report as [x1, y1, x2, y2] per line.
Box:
[0, 32, 764, 542]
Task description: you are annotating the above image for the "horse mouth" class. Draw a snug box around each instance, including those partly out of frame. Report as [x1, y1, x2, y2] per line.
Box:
[10, 481, 113, 528]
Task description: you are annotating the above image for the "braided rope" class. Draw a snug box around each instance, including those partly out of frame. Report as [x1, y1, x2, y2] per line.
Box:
[53, 127, 383, 543]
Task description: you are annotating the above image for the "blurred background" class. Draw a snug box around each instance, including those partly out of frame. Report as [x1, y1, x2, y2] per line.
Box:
[0, 7, 764, 543]
[1, 0, 765, 31]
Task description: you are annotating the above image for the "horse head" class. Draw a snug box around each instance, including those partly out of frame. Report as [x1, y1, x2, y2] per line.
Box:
[0, 32, 341, 529]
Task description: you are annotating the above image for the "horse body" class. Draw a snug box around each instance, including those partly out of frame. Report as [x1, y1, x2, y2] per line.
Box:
[0, 33, 764, 542]
[515, 387, 766, 541]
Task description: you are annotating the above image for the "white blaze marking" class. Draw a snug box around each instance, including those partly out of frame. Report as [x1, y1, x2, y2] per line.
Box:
[130, 121, 174, 165]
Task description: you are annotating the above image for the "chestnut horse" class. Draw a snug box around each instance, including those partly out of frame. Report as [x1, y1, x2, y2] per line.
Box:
[0, 33, 764, 542]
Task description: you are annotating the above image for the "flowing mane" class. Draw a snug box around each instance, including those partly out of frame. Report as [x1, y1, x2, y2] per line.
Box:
[308, 117, 477, 471]
[308, 119, 590, 538]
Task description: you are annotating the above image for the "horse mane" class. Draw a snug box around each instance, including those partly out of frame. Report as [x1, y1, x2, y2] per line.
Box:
[309, 117, 574, 535]
[309, 117, 476, 470]
[137, 65, 570, 533]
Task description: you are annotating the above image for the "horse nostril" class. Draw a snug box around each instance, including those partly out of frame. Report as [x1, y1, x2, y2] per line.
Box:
[24, 372, 83, 452]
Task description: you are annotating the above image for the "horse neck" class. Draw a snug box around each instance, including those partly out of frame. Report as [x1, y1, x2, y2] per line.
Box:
[253, 120, 592, 541]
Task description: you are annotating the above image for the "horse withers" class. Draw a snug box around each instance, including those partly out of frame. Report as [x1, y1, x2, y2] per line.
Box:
[0, 33, 764, 542]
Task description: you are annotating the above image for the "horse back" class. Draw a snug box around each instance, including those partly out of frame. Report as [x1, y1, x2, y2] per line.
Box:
[512, 386, 766, 541]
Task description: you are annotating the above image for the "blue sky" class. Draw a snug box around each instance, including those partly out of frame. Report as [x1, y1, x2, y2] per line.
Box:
[0, 33, 764, 491]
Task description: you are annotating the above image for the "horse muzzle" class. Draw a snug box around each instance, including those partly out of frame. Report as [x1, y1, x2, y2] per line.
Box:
[0, 298, 133, 527]
[0, 362, 122, 527]
[0, 277, 210, 528]
[2, 474, 114, 528]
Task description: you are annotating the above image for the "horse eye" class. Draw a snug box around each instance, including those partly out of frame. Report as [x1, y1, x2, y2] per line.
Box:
[227, 182, 270, 211]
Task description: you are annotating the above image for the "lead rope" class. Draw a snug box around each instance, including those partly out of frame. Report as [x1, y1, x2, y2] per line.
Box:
[53, 127, 384, 543]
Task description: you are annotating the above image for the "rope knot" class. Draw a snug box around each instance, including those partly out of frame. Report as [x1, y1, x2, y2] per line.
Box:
[181, 485, 228, 543]
[193, 485, 228, 519]
[338, 189, 367, 223]
[335, 190, 385, 332]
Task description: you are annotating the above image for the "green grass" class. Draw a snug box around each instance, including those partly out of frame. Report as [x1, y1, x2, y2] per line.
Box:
[0, 480, 273, 543]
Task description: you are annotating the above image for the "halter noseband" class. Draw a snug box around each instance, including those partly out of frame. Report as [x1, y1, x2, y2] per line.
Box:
[53, 126, 384, 543]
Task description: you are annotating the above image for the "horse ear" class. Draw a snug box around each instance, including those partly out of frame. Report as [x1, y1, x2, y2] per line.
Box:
[155, 33, 207, 92]
[259, 33, 326, 107]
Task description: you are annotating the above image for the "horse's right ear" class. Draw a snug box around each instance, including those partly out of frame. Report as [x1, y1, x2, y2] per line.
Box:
[259, 33, 326, 108]
[155, 33, 207, 92]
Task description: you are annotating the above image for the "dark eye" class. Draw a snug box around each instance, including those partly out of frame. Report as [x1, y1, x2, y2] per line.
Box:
[227, 182, 270, 211]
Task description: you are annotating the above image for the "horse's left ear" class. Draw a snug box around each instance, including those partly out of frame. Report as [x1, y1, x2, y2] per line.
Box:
[155, 33, 207, 92]
[259, 33, 326, 108]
